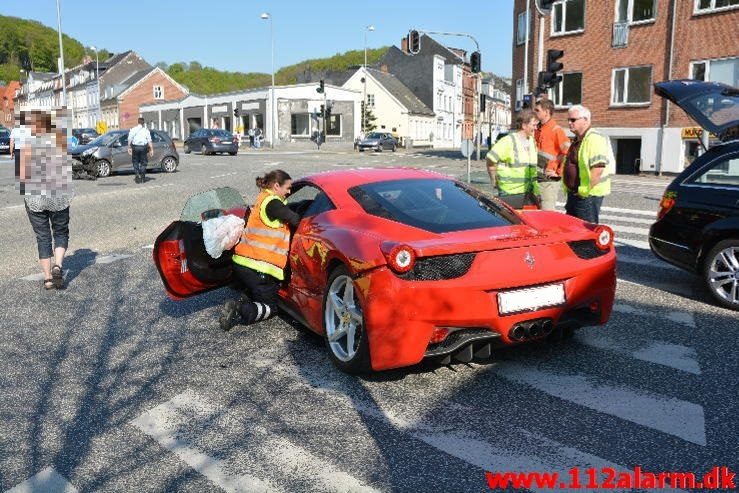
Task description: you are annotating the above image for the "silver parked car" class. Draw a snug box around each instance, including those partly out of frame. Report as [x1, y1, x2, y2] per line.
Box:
[358, 132, 398, 152]
[70, 129, 179, 178]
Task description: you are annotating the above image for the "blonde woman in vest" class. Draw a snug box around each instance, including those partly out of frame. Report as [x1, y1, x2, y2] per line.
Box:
[220, 169, 301, 331]
[485, 109, 540, 209]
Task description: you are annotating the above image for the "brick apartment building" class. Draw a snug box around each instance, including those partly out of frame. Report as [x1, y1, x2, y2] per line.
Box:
[0, 81, 21, 127]
[512, 0, 739, 174]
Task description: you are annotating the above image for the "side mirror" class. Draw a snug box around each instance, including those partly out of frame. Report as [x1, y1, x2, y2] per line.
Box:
[112, 141, 122, 148]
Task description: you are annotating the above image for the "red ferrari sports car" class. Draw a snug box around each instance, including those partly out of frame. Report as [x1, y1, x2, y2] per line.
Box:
[154, 168, 616, 373]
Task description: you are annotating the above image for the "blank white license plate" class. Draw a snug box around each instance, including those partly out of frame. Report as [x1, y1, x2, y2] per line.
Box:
[498, 283, 566, 315]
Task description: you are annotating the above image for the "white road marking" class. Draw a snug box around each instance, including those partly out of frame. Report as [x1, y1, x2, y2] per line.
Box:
[6, 467, 78, 493]
[132, 390, 278, 493]
[615, 238, 650, 250]
[209, 172, 239, 179]
[95, 254, 133, 264]
[141, 244, 154, 250]
[600, 214, 655, 225]
[555, 203, 656, 217]
[576, 331, 700, 374]
[610, 225, 651, 236]
[262, 161, 283, 167]
[133, 390, 379, 493]
[613, 303, 696, 328]
[496, 362, 706, 445]
[617, 252, 677, 270]
[20, 269, 69, 282]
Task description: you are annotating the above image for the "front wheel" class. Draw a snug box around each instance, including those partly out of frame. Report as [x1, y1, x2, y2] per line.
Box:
[322, 265, 371, 373]
[703, 239, 739, 311]
[184, 143, 191, 154]
[391, 144, 397, 152]
[201, 144, 208, 155]
[96, 159, 111, 178]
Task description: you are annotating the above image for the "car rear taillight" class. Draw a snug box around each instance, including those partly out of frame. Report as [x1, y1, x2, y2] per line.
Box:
[382, 243, 416, 274]
[657, 191, 677, 220]
[593, 225, 614, 251]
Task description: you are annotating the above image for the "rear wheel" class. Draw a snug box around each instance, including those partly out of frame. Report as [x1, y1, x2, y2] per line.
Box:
[322, 265, 371, 374]
[184, 143, 191, 154]
[96, 159, 111, 178]
[703, 239, 739, 311]
[229, 151, 237, 156]
[391, 144, 397, 152]
[160, 156, 178, 173]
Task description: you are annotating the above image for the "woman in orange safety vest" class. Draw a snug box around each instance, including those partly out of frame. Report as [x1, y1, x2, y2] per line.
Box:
[219, 169, 301, 331]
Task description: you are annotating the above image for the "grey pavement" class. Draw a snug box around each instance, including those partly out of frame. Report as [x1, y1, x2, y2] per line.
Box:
[1, 150, 737, 492]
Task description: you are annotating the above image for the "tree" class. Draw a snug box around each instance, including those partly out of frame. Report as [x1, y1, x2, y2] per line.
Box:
[362, 104, 378, 132]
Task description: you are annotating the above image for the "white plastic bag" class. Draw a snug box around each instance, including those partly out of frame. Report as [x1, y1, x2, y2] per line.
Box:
[202, 214, 245, 259]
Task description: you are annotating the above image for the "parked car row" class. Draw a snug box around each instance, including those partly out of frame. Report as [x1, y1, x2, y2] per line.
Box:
[69, 129, 179, 177]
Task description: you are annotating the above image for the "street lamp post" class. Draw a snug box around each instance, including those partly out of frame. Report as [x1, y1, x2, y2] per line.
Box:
[363, 25, 375, 135]
[55, 0, 66, 109]
[261, 12, 276, 149]
[89, 45, 100, 124]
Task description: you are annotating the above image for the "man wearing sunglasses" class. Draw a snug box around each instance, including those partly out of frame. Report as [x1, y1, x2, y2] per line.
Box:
[562, 105, 613, 223]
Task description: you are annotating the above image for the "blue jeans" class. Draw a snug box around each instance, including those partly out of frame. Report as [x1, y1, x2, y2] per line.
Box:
[565, 193, 604, 223]
[25, 204, 70, 259]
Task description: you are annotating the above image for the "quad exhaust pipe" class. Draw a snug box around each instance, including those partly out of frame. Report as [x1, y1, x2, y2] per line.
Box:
[508, 318, 554, 341]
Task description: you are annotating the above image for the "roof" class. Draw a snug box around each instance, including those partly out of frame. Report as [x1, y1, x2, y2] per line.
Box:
[102, 51, 133, 69]
[365, 68, 434, 116]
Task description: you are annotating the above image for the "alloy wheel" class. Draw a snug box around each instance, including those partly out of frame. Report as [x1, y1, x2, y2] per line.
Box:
[707, 245, 739, 307]
[161, 157, 177, 172]
[324, 274, 364, 362]
[97, 160, 111, 177]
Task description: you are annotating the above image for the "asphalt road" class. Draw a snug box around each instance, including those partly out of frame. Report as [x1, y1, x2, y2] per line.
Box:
[1, 149, 737, 492]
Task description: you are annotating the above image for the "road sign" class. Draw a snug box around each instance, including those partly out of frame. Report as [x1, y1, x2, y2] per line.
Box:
[96, 120, 107, 135]
[461, 139, 474, 158]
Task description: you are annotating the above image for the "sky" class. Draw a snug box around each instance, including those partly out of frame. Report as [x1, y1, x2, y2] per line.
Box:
[1, 0, 514, 78]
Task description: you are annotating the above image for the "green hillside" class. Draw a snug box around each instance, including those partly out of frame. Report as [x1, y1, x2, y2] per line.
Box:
[163, 47, 389, 95]
[0, 15, 109, 84]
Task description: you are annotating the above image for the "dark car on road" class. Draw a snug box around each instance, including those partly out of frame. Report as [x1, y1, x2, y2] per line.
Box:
[358, 132, 398, 152]
[72, 128, 99, 145]
[184, 129, 238, 155]
[649, 80, 739, 311]
[70, 129, 179, 178]
[0, 128, 10, 154]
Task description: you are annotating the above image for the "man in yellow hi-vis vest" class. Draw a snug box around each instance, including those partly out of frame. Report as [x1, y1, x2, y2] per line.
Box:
[486, 109, 539, 209]
[563, 105, 613, 223]
[219, 169, 301, 332]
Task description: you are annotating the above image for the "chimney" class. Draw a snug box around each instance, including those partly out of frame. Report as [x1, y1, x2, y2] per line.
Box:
[401, 37, 408, 53]
[381, 64, 389, 74]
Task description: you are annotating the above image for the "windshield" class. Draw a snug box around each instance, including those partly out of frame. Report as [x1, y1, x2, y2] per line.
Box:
[209, 130, 233, 138]
[88, 132, 124, 147]
[0, 129, 9, 137]
[366, 133, 383, 139]
[348, 178, 520, 233]
[180, 187, 247, 222]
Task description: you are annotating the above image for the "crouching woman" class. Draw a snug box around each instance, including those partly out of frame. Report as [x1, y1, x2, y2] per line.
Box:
[220, 169, 300, 331]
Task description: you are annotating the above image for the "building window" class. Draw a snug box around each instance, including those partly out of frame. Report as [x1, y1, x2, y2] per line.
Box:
[552, 0, 585, 35]
[327, 114, 341, 136]
[516, 11, 528, 45]
[612, 66, 652, 105]
[550, 72, 583, 107]
[291, 113, 310, 136]
[690, 57, 739, 87]
[367, 94, 375, 107]
[153, 85, 163, 100]
[695, 0, 739, 14]
[616, 0, 656, 23]
[515, 79, 524, 110]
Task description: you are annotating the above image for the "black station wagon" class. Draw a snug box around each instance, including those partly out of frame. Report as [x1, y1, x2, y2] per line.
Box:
[649, 80, 739, 311]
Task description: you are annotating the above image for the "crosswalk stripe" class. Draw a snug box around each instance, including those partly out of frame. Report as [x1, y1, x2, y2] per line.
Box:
[611, 225, 651, 236]
[615, 238, 650, 250]
[6, 467, 78, 493]
[95, 254, 134, 264]
[576, 331, 700, 374]
[600, 214, 654, 225]
[132, 390, 279, 492]
[555, 203, 656, 217]
[496, 362, 706, 445]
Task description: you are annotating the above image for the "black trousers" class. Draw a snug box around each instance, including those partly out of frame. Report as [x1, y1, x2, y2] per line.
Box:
[233, 264, 280, 325]
[14, 149, 20, 178]
[25, 204, 70, 259]
[131, 146, 148, 177]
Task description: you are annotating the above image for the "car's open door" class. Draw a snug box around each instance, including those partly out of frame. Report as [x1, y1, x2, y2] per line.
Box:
[153, 187, 249, 299]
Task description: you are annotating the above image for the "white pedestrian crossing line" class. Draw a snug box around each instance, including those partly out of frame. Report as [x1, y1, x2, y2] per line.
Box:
[133, 390, 380, 493]
[132, 390, 279, 493]
[6, 467, 78, 493]
[611, 224, 651, 236]
[576, 331, 700, 374]
[496, 363, 706, 445]
[615, 238, 650, 250]
[209, 172, 239, 179]
[614, 303, 697, 328]
[618, 278, 694, 298]
[555, 203, 656, 217]
[600, 214, 655, 225]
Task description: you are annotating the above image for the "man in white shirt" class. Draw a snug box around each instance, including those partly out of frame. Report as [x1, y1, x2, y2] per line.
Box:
[127, 117, 153, 184]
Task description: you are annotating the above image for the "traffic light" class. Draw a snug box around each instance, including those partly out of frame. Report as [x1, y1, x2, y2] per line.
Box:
[479, 93, 486, 113]
[319, 104, 325, 114]
[470, 51, 481, 73]
[537, 49, 564, 93]
[234, 108, 240, 117]
[317, 79, 324, 93]
[408, 30, 421, 55]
